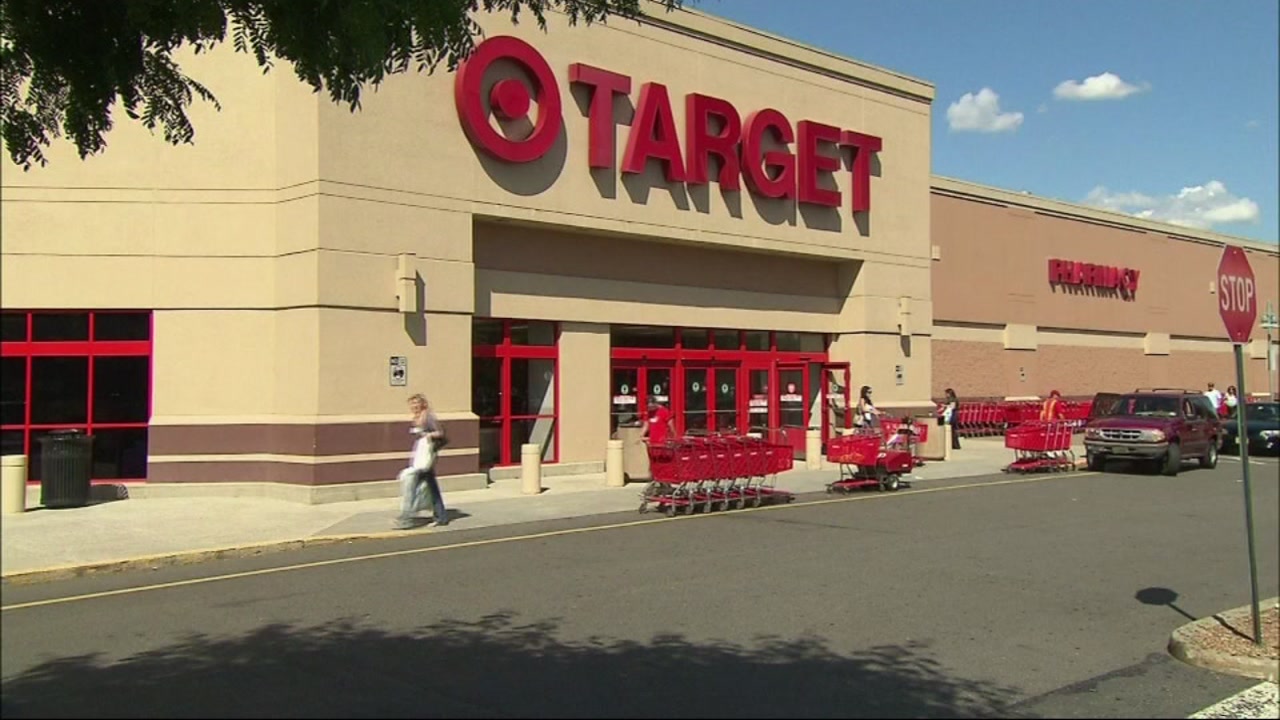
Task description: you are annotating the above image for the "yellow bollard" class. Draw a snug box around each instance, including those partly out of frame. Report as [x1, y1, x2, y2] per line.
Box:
[521, 443, 542, 495]
[2, 455, 28, 514]
[606, 439, 626, 487]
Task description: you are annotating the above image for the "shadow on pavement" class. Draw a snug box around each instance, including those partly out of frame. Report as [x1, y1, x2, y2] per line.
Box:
[1, 610, 1022, 718]
[1136, 586, 1198, 623]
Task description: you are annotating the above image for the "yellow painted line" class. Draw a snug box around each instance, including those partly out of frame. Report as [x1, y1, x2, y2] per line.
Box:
[1, 471, 1098, 612]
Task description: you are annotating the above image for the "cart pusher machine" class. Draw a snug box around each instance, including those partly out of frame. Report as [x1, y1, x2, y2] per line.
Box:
[824, 427, 914, 493]
[1002, 420, 1076, 473]
[641, 435, 795, 516]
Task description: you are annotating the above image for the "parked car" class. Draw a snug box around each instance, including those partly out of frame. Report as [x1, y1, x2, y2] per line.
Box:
[1084, 389, 1222, 476]
[1221, 402, 1280, 455]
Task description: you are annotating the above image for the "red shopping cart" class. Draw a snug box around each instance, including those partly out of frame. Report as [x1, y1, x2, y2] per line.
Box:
[1003, 421, 1076, 473]
[824, 428, 913, 493]
[641, 434, 795, 516]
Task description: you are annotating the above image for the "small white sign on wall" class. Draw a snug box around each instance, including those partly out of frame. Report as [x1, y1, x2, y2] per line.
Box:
[389, 356, 408, 387]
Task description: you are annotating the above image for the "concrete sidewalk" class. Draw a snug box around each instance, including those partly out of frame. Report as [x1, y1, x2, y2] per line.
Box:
[1, 437, 1080, 581]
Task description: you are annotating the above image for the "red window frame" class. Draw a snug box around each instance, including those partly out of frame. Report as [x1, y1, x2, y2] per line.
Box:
[472, 319, 560, 467]
[1, 310, 154, 482]
[609, 327, 830, 440]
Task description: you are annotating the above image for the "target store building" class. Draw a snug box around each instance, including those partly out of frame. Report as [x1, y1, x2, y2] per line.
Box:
[1, 5, 1276, 492]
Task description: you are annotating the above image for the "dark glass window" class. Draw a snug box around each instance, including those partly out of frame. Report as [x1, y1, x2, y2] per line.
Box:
[32, 313, 89, 341]
[510, 358, 555, 416]
[775, 332, 826, 352]
[800, 333, 826, 352]
[31, 357, 89, 424]
[712, 330, 739, 350]
[2, 358, 25, 425]
[0, 430, 22, 457]
[94, 312, 150, 341]
[472, 319, 504, 346]
[611, 325, 676, 349]
[478, 417, 502, 467]
[745, 331, 770, 351]
[681, 329, 709, 350]
[93, 357, 151, 424]
[510, 320, 556, 346]
[90, 428, 149, 479]
[776, 332, 803, 352]
[472, 357, 502, 418]
[1, 313, 26, 341]
[509, 417, 556, 463]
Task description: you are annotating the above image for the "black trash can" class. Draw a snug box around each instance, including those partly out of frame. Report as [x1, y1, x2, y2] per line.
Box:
[39, 430, 93, 509]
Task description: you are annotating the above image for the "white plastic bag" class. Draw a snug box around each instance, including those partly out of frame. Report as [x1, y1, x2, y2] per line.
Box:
[411, 435, 436, 472]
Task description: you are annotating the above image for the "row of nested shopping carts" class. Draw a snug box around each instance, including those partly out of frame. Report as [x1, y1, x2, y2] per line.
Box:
[1002, 420, 1077, 473]
[950, 400, 1092, 438]
[641, 435, 795, 516]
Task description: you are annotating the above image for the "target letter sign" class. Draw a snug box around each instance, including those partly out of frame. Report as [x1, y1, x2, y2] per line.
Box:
[1217, 245, 1257, 344]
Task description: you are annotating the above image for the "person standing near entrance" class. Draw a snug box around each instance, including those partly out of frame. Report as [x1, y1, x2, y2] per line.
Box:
[856, 385, 882, 431]
[643, 397, 675, 445]
[394, 393, 449, 530]
[942, 388, 961, 450]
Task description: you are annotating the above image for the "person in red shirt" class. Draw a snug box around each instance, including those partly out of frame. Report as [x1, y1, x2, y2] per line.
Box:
[643, 398, 675, 444]
[1040, 390, 1063, 421]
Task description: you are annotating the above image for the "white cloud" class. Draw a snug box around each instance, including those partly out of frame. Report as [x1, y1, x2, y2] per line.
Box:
[1084, 180, 1261, 229]
[1246, 119, 1260, 129]
[946, 88, 1024, 133]
[1053, 72, 1146, 101]
[1037, 103, 1049, 114]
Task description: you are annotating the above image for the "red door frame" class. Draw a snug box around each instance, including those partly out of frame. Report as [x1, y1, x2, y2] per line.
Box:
[0, 310, 154, 482]
[610, 328, 831, 442]
[472, 319, 560, 467]
[773, 360, 810, 453]
[678, 362, 741, 435]
[819, 362, 852, 445]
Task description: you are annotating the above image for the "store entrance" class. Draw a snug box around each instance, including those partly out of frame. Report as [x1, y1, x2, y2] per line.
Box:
[610, 361, 672, 435]
[608, 327, 843, 457]
[681, 364, 739, 435]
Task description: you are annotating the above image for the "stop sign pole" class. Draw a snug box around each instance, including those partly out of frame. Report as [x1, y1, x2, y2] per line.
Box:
[1217, 245, 1262, 646]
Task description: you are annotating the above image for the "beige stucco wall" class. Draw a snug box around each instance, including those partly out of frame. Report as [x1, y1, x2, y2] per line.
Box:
[1, 6, 936, 479]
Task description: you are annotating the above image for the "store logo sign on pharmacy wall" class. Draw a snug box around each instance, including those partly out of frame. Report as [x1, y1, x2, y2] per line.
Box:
[454, 36, 883, 218]
[1047, 258, 1140, 299]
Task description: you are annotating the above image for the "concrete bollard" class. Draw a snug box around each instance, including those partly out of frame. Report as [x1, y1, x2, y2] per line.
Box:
[805, 429, 822, 470]
[606, 439, 625, 487]
[944, 424, 954, 462]
[2, 455, 27, 515]
[521, 443, 542, 495]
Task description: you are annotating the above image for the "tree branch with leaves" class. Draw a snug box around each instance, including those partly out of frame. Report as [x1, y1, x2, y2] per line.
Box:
[0, 0, 682, 170]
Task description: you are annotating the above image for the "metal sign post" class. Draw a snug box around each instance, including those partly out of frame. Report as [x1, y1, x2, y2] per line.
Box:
[1231, 342, 1262, 646]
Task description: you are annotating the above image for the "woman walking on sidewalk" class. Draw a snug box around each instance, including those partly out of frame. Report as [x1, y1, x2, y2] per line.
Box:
[394, 393, 449, 530]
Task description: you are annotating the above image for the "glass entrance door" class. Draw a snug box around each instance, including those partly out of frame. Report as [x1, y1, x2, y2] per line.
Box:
[820, 362, 852, 446]
[681, 364, 739, 435]
[611, 362, 672, 435]
[776, 362, 809, 456]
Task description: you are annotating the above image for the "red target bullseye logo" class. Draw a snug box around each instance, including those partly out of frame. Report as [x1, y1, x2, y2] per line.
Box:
[455, 36, 563, 163]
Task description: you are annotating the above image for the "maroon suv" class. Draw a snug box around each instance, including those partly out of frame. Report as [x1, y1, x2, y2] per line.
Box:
[1084, 389, 1222, 476]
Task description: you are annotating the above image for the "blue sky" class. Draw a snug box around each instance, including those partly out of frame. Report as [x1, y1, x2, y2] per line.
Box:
[699, 0, 1279, 243]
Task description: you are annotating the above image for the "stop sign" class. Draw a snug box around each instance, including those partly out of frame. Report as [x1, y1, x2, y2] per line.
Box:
[1217, 245, 1257, 344]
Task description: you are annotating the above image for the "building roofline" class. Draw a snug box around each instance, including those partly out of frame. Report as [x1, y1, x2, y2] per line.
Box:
[636, 1, 935, 104]
[931, 175, 1279, 256]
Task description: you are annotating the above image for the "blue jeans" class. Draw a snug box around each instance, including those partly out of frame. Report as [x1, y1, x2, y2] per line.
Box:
[398, 467, 447, 524]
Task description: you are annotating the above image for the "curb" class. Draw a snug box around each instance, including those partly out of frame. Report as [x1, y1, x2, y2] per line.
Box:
[1169, 597, 1280, 682]
[0, 529, 430, 586]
